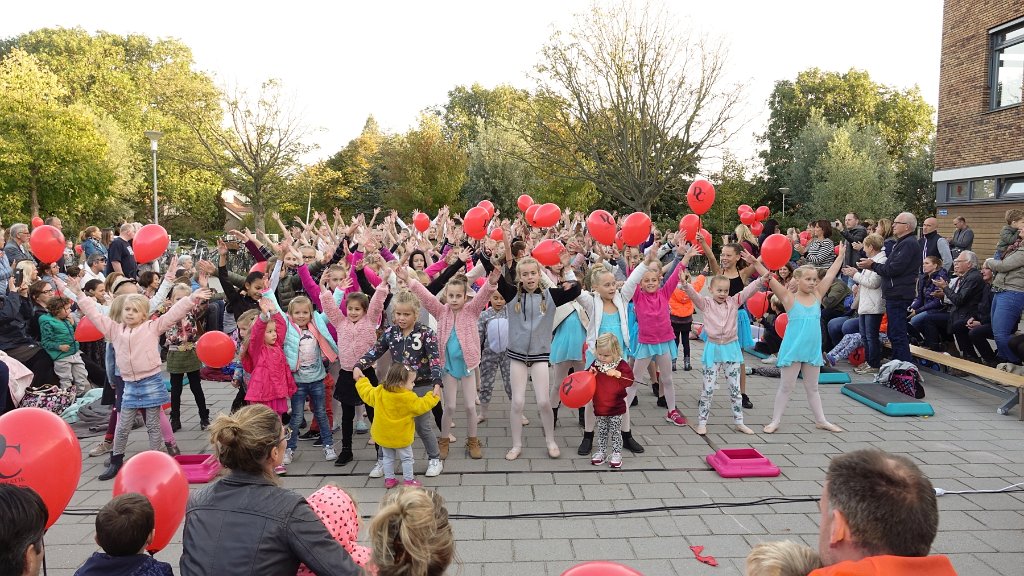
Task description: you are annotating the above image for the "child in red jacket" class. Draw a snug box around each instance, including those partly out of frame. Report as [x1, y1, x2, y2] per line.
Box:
[588, 333, 634, 468]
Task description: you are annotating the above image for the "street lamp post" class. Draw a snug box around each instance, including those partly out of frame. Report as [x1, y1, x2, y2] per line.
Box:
[144, 130, 163, 224]
[778, 187, 790, 216]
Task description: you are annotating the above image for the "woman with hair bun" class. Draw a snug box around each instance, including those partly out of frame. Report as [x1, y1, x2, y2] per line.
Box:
[179, 404, 362, 576]
[370, 487, 455, 576]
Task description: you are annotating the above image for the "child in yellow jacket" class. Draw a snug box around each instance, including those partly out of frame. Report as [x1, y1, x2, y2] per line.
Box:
[355, 363, 440, 488]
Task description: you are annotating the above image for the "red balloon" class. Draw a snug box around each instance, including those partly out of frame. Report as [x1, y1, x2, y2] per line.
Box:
[756, 205, 771, 221]
[113, 450, 189, 553]
[750, 220, 764, 236]
[737, 204, 753, 216]
[531, 239, 564, 267]
[849, 346, 866, 366]
[489, 228, 504, 241]
[29, 225, 65, 264]
[562, 561, 643, 576]
[678, 214, 700, 243]
[463, 206, 489, 240]
[760, 233, 792, 271]
[74, 244, 83, 255]
[196, 331, 236, 368]
[799, 231, 811, 246]
[525, 204, 541, 227]
[0, 408, 82, 528]
[31, 216, 44, 228]
[746, 291, 769, 319]
[134, 224, 170, 264]
[249, 261, 268, 274]
[739, 211, 756, 226]
[586, 210, 616, 246]
[533, 203, 561, 228]
[559, 371, 596, 409]
[413, 212, 431, 233]
[517, 194, 534, 212]
[614, 230, 626, 251]
[74, 316, 104, 342]
[686, 179, 716, 215]
[477, 200, 495, 220]
[620, 212, 652, 246]
[775, 312, 789, 338]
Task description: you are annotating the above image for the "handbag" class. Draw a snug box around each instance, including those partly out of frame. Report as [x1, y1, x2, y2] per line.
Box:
[20, 385, 77, 414]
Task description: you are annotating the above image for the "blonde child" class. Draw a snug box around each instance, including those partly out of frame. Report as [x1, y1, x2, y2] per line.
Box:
[587, 333, 634, 468]
[357, 290, 444, 479]
[745, 540, 822, 576]
[747, 246, 847, 434]
[369, 487, 455, 576]
[162, 282, 210, 432]
[355, 363, 441, 488]
[320, 267, 390, 466]
[404, 266, 499, 460]
[682, 244, 768, 435]
[79, 286, 212, 480]
[39, 296, 91, 394]
[492, 256, 582, 460]
[297, 485, 372, 575]
[477, 290, 511, 423]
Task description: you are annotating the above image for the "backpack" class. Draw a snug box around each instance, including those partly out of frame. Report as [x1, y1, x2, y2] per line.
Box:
[486, 317, 509, 354]
[876, 360, 925, 399]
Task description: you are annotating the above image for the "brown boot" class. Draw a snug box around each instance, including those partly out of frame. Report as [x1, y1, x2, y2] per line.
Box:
[465, 437, 483, 459]
[438, 437, 450, 460]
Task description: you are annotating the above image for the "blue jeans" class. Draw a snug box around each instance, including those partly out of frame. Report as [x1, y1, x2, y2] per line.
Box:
[288, 379, 333, 450]
[859, 314, 883, 368]
[910, 311, 950, 350]
[826, 316, 859, 350]
[991, 290, 1024, 363]
[885, 299, 913, 362]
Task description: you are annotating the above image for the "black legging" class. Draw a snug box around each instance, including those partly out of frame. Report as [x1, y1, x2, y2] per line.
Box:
[170, 370, 208, 420]
[671, 318, 691, 358]
[1010, 334, 1024, 363]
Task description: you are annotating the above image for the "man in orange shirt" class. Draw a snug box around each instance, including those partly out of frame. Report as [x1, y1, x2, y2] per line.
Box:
[811, 449, 958, 575]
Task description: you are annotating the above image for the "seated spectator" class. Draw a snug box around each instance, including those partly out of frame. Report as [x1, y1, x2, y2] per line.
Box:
[83, 254, 107, 285]
[953, 263, 996, 365]
[0, 484, 47, 576]
[74, 493, 173, 576]
[370, 487, 455, 576]
[179, 404, 361, 576]
[0, 277, 59, 388]
[927, 251, 984, 354]
[754, 295, 785, 363]
[908, 256, 948, 349]
[811, 449, 956, 575]
[747, 540, 822, 576]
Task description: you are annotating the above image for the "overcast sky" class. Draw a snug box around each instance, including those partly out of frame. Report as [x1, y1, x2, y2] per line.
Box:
[3, 1, 943, 171]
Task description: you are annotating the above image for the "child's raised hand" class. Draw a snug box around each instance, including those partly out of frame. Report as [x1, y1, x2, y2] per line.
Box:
[192, 288, 214, 302]
[217, 238, 228, 256]
[395, 264, 409, 283]
[258, 296, 276, 314]
[378, 265, 394, 284]
[338, 275, 353, 292]
[488, 266, 501, 285]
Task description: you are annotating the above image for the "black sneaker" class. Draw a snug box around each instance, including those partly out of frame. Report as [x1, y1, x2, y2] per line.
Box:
[313, 435, 324, 447]
[742, 394, 754, 409]
[300, 417, 308, 430]
[577, 434, 593, 456]
[672, 360, 677, 372]
[684, 357, 692, 371]
[171, 417, 181, 432]
[622, 433, 645, 454]
[334, 449, 354, 466]
[98, 460, 123, 481]
[656, 396, 667, 408]
[630, 395, 639, 407]
[299, 430, 320, 442]
[199, 416, 210, 431]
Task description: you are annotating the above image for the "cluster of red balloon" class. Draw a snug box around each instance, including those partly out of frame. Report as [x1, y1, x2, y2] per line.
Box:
[677, 179, 717, 253]
[465, 200, 500, 240]
[738, 204, 771, 236]
[583, 209, 652, 252]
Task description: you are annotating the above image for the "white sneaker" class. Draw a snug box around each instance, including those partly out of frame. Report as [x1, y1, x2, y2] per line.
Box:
[283, 448, 294, 465]
[760, 354, 777, 364]
[369, 460, 385, 478]
[323, 445, 337, 461]
[425, 458, 443, 477]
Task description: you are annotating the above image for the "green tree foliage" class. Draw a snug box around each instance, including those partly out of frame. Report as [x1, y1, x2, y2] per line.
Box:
[527, 1, 743, 213]
[702, 154, 758, 239]
[378, 114, 467, 214]
[326, 116, 386, 216]
[0, 49, 115, 222]
[758, 67, 935, 213]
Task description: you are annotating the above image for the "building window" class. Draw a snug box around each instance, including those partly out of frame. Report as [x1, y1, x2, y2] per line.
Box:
[991, 21, 1024, 109]
[1003, 178, 1024, 196]
[947, 181, 969, 201]
[971, 179, 997, 200]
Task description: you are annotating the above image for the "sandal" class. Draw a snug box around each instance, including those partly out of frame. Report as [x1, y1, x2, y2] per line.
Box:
[505, 447, 522, 461]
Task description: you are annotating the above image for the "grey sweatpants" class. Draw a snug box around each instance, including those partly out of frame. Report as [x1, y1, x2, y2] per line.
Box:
[412, 384, 440, 460]
[55, 353, 91, 395]
[112, 406, 163, 457]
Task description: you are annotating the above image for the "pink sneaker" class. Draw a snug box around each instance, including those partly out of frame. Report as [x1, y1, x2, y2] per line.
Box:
[403, 479, 423, 487]
[384, 478, 399, 489]
[273, 465, 287, 475]
[665, 409, 687, 426]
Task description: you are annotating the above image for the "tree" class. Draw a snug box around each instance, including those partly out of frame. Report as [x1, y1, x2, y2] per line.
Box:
[525, 1, 744, 213]
[0, 49, 116, 221]
[807, 124, 901, 220]
[326, 116, 386, 215]
[701, 153, 758, 238]
[171, 79, 314, 234]
[378, 114, 467, 214]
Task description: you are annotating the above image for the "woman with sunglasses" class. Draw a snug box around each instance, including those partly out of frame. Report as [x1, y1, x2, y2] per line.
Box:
[180, 404, 362, 576]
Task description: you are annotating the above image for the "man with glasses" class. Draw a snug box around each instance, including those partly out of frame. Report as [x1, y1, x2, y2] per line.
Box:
[3, 223, 32, 265]
[918, 251, 984, 353]
[858, 212, 923, 362]
[84, 253, 107, 284]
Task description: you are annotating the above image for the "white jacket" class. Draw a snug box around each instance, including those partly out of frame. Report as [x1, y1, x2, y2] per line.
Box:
[852, 252, 887, 314]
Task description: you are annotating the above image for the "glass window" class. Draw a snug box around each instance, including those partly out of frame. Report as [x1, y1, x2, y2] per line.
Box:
[971, 179, 996, 200]
[947, 181, 969, 201]
[1003, 178, 1024, 196]
[992, 23, 1024, 109]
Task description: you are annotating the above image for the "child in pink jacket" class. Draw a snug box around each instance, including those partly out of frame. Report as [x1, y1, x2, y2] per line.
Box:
[403, 266, 499, 460]
[244, 297, 297, 419]
[297, 485, 372, 576]
[79, 287, 212, 481]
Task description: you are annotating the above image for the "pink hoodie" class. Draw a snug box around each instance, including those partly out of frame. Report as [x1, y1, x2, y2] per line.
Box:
[297, 486, 372, 575]
[409, 277, 495, 370]
[320, 282, 388, 370]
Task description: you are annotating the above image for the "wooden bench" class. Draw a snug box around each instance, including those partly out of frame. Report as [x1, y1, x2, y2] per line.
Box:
[900, 344, 1024, 420]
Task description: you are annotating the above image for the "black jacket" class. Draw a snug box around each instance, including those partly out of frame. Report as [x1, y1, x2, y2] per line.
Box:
[75, 553, 173, 576]
[974, 282, 994, 325]
[840, 224, 868, 267]
[871, 233, 923, 302]
[945, 268, 984, 329]
[0, 292, 39, 350]
[180, 471, 361, 576]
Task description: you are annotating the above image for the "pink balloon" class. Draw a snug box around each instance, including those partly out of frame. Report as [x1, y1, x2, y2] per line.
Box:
[562, 561, 644, 576]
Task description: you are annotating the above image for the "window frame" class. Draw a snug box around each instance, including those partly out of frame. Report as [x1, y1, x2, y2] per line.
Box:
[1000, 176, 1024, 198]
[990, 18, 1024, 111]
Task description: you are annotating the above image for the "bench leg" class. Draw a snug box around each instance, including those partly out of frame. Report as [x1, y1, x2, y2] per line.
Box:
[998, 391, 1021, 417]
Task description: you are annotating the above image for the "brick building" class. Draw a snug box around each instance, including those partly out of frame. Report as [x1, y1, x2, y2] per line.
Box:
[933, 1, 1024, 256]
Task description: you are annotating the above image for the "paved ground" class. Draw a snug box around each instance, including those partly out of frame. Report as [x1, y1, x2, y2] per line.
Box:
[48, 341, 1024, 575]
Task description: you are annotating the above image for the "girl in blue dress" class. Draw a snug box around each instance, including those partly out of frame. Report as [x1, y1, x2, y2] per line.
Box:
[746, 246, 846, 434]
